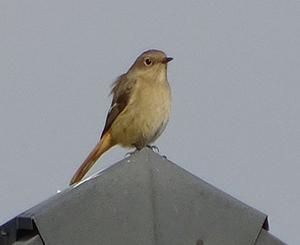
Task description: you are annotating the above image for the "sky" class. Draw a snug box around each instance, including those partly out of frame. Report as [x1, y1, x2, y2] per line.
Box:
[1, 1, 299, 244]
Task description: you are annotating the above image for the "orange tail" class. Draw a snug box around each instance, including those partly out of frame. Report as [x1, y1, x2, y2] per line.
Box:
[69, 132, 116, 185]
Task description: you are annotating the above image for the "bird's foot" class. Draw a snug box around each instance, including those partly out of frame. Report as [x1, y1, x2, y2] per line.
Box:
[124, 145, 160, 158]
[124, 149, 139, 158]
[147, 145, 159, 153]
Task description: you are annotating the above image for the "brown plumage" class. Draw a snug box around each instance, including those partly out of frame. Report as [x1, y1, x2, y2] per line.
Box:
[69, 50, 172, 185]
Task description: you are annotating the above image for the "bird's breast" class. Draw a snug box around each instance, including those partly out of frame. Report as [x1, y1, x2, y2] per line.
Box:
[110, 78, 171, 148]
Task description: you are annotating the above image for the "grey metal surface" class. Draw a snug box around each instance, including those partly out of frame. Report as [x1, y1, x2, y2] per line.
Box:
[12, 235, 43, 245]
[255, 229, 287, 245]
[0, 148, 285, 245]
[0, 216, 36, 245]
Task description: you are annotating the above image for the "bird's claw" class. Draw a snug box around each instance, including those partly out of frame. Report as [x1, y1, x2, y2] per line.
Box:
[147, 145, 159, 153]
[124, 149, 138, 158]
[124, 145, 160, 158]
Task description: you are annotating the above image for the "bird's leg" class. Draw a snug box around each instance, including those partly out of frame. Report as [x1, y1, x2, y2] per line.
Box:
[124, 148, 139, 158]
[124, 145, 160, 158]
[147, 145, 159, 153]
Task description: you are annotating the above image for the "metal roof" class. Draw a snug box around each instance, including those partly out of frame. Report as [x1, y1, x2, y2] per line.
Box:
[0, 148, 286, 245]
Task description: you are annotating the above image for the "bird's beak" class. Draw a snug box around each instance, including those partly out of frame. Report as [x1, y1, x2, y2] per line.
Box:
[162, 57, 173, 64]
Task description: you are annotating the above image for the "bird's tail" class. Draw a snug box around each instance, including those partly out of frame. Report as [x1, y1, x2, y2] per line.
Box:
[69, 132, 115, 185]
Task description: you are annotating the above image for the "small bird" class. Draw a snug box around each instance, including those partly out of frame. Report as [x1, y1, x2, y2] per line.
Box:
[69, 50, 173, 185]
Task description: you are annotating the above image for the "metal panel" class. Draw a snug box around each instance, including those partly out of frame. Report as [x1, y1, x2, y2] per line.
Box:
[0, 216, 36, 245]
[12, 235, 43, 245]
[1, 148, 285, 245]
[28, 151, 157, 245]
[255, 229, 286, 245]
[143, 150, 267, 245]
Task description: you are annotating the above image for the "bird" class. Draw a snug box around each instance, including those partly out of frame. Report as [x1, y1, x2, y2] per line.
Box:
[69, 49, 173, 185]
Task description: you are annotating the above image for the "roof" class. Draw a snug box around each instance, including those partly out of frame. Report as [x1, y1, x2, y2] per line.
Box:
[0, 148, 286, 245]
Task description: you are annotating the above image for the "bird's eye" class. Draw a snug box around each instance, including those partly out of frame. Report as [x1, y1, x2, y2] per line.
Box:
[144, 58, 152, 66]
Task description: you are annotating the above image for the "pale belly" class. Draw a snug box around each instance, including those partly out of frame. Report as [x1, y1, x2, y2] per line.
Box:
[110, 82, 171, 149]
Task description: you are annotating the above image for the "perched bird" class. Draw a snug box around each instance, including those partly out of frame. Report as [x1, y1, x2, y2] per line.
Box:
[69, 50, 173, 185]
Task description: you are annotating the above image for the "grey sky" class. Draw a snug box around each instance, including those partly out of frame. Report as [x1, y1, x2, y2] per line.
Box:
[1, 1, 299, 244]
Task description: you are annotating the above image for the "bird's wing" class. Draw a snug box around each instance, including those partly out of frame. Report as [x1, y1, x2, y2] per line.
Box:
[100, 75, 136, 138]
